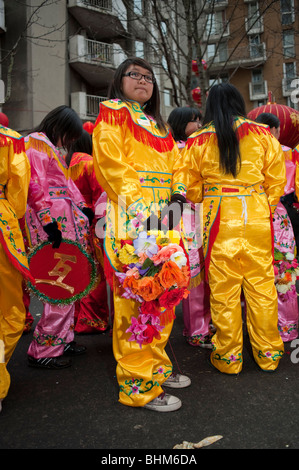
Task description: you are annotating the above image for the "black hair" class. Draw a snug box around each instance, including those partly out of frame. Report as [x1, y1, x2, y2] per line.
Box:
[255, 112, 280, 129]
[34, 105, 83, 152]
[203, 83, 246, 178]
[108, 57, 167, 132]
[66, 130, 92, 166]
[167, 107, 202, 142]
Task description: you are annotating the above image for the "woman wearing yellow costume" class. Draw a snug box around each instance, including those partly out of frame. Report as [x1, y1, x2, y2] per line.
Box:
[92, 57, 191, 411]
[173, 83, 286, 374]
[0, 126, 32, 412]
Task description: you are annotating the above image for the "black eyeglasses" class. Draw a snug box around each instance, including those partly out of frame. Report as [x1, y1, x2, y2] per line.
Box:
[123, 71, 155, 84]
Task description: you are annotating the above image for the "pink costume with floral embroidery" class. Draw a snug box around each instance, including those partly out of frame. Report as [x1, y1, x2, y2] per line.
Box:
[273, 146, 298, 341]
[177, 141, 211, 346]
[24, 132, 90, 359]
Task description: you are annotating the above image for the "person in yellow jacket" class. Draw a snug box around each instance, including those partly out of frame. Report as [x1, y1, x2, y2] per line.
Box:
[0, 125, 32, 412]
[173, 83, 286, 374]
[92, 57, 191, 411]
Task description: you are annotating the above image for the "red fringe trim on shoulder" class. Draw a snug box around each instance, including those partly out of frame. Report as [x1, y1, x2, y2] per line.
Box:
[95, 102, 175, 153]
[235, 120, 270, 141]
[0, 135, 25, 154]
[186, 131, 214, 149]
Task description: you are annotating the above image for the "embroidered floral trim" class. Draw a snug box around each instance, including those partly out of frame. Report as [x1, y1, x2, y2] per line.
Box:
[119, 365, 172, 397]
[257, 349, 284, 361]
[212, 346, 242, 365]
[171, 183, 187, 198]
[36, 208, 52, 226]
[202, 199, 215, 251]
[0, 212, 27, 258]
[278, 323, 298, 335]
[33, 331, 69, 347]
[77, 317, 108, 329]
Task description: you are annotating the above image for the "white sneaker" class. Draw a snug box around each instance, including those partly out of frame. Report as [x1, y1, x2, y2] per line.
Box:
[163, 372, 191, 389]
[144, 392, 182, 412]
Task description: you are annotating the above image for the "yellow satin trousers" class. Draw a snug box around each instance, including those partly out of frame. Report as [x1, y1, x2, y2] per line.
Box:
[208, 195, 284, 374]
[0, 246, 25, 400]
[112, 287, 173, 407]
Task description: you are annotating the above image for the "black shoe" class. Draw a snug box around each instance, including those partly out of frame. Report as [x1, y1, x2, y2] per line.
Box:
[63, 341, 87, 356]
[28, 355, 72, 369]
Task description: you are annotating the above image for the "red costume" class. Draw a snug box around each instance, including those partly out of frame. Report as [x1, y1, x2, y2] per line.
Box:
[68, 152, 109, 333]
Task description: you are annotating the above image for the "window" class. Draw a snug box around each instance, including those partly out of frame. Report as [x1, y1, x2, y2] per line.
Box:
[135, 41, 144, 58]
[281, 0, 294, 25]
[249, 35, 262, 58]
[205, 10, 227, 37]
[207, 42, 228, 63]
[251, 69, 265, 94]
[133, 0, 143, 15]
[209, 76, 228, 88]
[247, 1, 262, 31]
[163, 89, 172, 107]
[284, 62, 296, 90]
[283, 30, 295, 58]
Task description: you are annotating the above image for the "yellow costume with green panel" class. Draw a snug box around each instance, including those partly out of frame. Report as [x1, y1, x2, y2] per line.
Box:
[173, 117, 286, 374]
[92, 99, 181, 406]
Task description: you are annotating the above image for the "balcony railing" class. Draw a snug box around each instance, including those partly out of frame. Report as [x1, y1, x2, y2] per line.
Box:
[81, 0, 112, 10]
[71, 92, 108, 119]
[69, 35, 113, 65]
[207, 43, 266, 68]
[86, 39, 113, 64]
[86, 94, 108, 117]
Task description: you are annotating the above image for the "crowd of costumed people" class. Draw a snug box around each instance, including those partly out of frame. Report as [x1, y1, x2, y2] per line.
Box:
[0, 61, 299, 414]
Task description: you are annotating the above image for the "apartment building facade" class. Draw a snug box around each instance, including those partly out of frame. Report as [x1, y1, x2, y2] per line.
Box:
[0, 0, 298, 133]
[201, 0, 299, 113]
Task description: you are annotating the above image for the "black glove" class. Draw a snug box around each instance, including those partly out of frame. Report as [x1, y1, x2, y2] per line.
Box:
[43, 221, 62, 249]
[144, 214, 161, 231]
[161, 194, 186, 230]
[82, 207, 95, 225]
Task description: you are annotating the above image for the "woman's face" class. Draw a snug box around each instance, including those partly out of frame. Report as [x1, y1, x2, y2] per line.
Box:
[121, 64, 154, 106]
[185, 117, 202, 138]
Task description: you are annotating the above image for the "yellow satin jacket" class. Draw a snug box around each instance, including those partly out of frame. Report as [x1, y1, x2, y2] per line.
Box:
[0, 126, 31, 279]
[92, 99, 180, 273]
[173, 117, 286, 267]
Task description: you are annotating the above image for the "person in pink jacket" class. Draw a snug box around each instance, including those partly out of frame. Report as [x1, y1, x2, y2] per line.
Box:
[25, 106, 92, 369]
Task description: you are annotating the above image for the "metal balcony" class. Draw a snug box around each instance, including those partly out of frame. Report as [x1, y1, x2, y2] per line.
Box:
[69, 35, 126, 88]
[207, 42, 267, 71]
[71, 92, 108, 120]
[68, 0, 127, 42]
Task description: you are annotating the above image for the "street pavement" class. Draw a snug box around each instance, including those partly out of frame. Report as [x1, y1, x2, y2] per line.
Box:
[1, 295, 299, 451]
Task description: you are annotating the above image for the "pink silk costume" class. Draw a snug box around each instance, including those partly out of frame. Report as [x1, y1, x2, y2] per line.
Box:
[24, 132, 90, 359]
[177, 141, 211, 345]
[273, 146, 298, 341]
[92, 99, 182, 407]
[68, 151, 109, 333]
[173, 117, 286, 374]
[0, 126, 32, 401]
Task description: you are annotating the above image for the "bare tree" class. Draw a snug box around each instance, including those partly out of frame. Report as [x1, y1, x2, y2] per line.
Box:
[119, 0, 291, 113]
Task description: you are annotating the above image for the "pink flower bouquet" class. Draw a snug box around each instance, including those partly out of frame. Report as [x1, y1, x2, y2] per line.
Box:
[115, 230, 190, 347]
